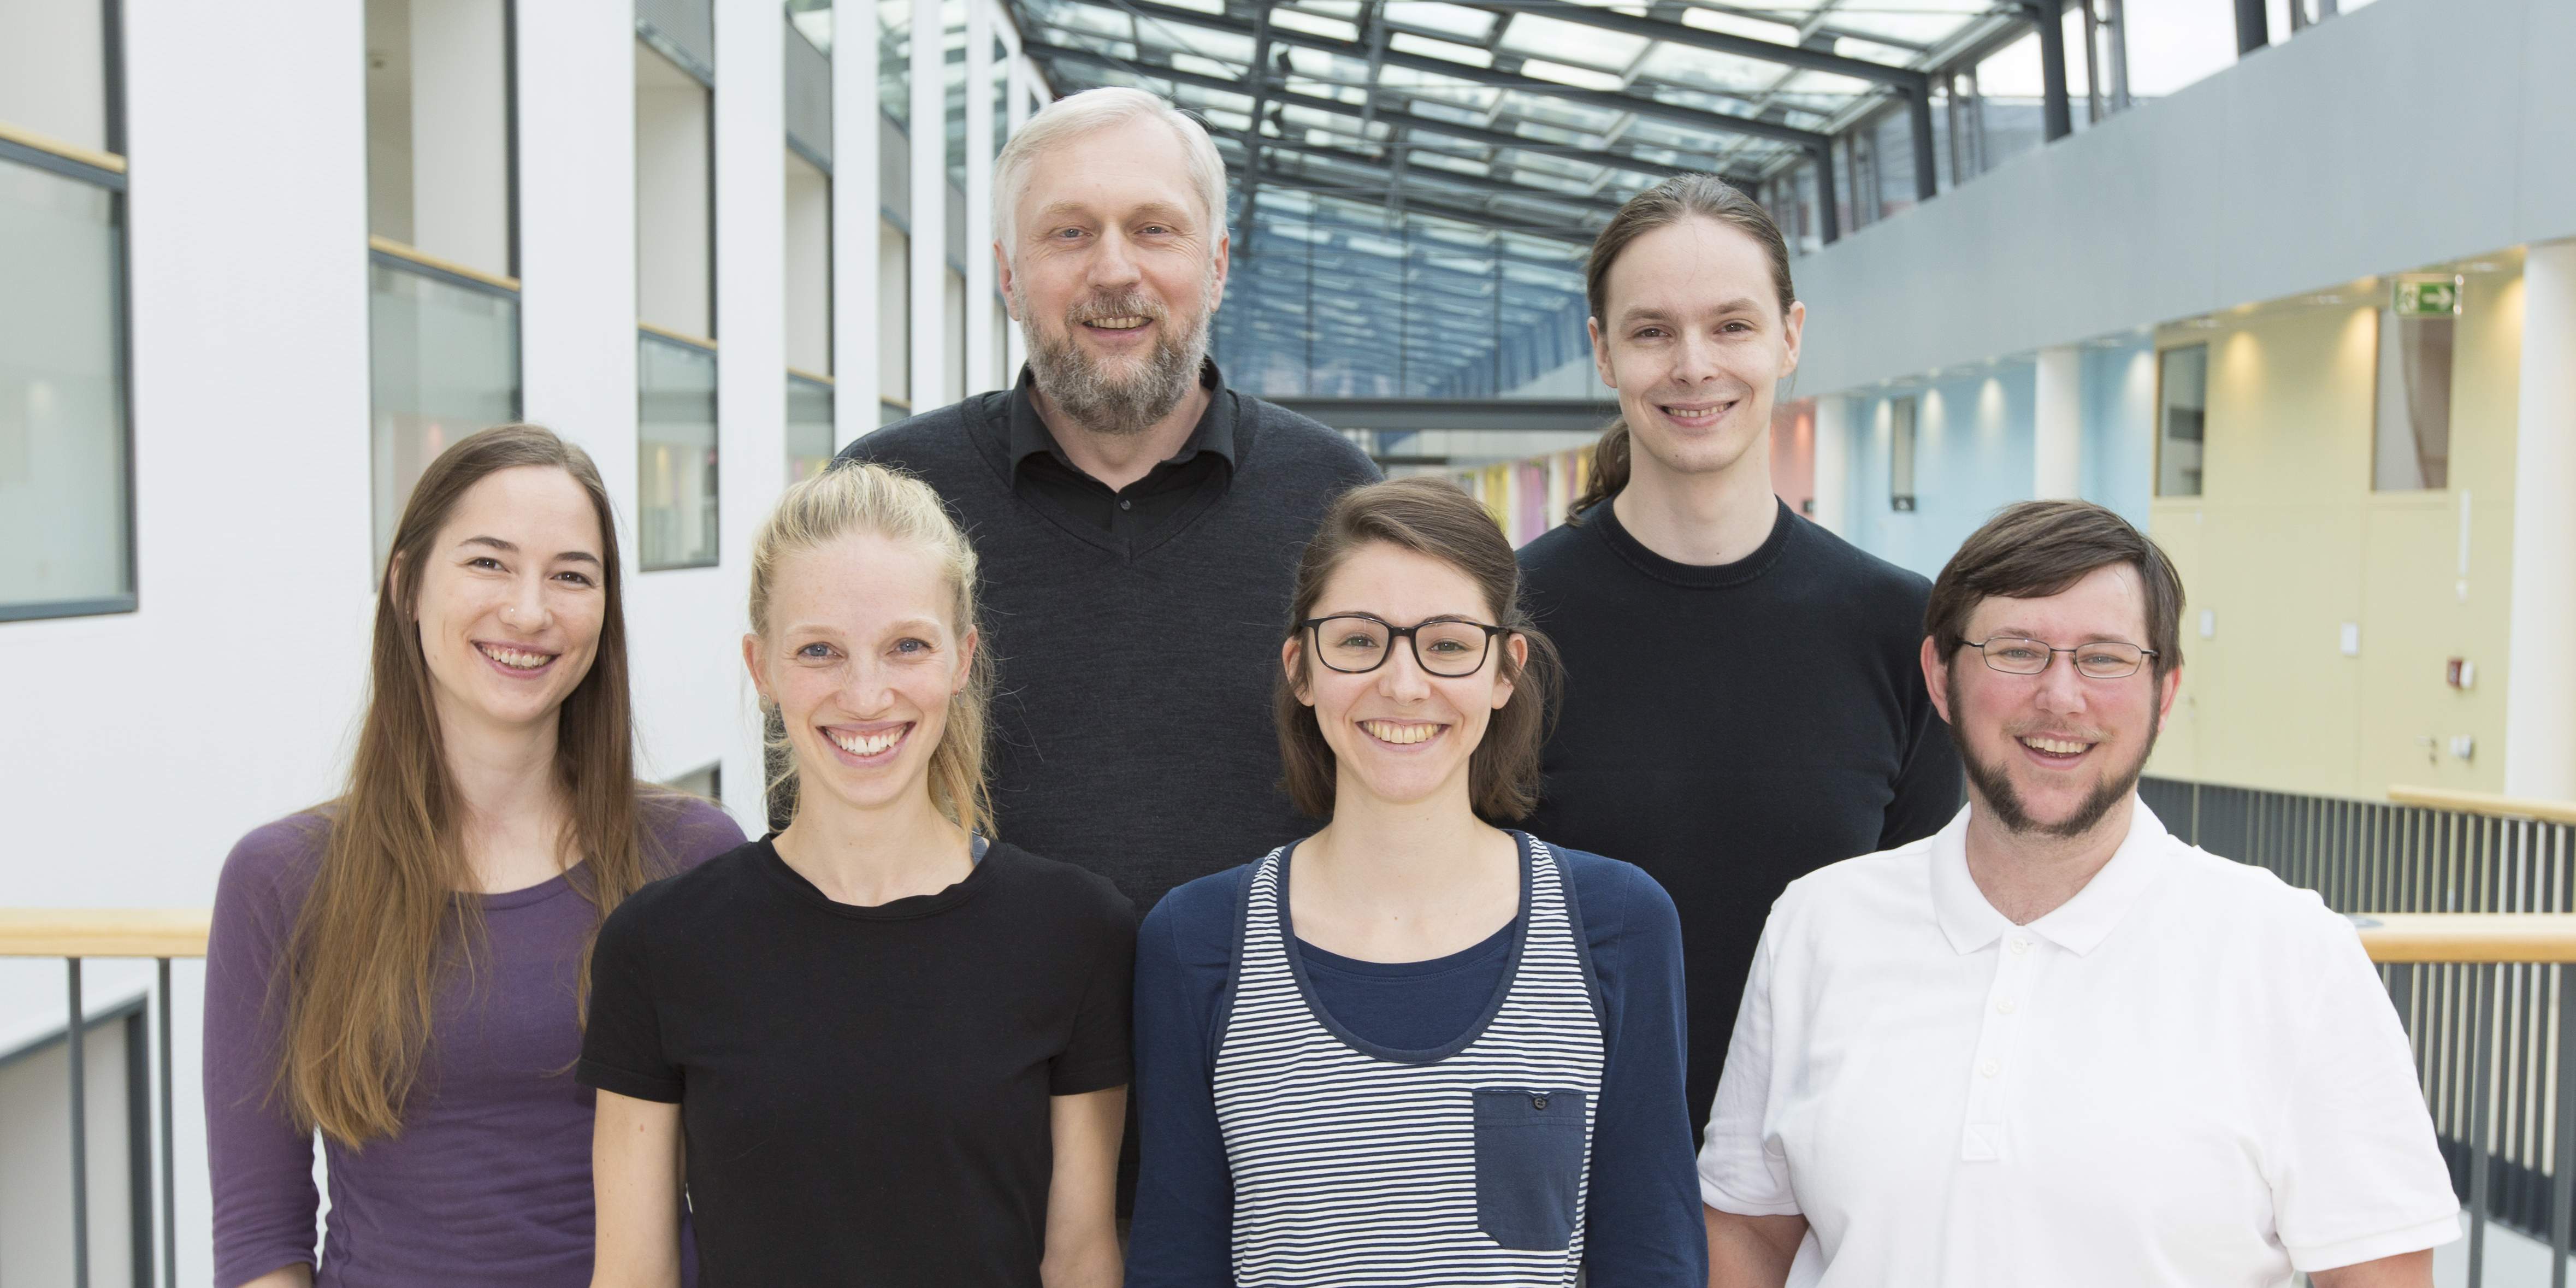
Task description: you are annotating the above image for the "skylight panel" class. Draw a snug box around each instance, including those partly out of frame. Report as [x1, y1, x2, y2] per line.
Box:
[1778, 67, 1878, 97]
[1169, 52, 1236, 80]
[1497, 13, 1649, 69]
[1680, 8, 1801, 45]
[1828, 0, 1982, 49]
[1389, 32, 1493, 68]
[1269, 9, 1360, 42]
[1385, 1, 1493, 41]
[1167, 27, 1255, 63]
[1635, 44, 1779, 95]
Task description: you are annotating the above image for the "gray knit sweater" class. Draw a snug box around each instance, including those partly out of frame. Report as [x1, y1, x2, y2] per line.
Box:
[837, 387, 1380, 911]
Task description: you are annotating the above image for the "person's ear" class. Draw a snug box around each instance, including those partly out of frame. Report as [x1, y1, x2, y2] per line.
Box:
[1920, 635, 1954, 726]
[1281, 635, 1314, 707]
[742, 634, 772, 707]
[954, 628, 980, 697]
[1588, 316, 1616, 391]
[1492, 633, 1529, 710]
[1779, 299, 1806, 380]
[2155, 661, 2181, 725]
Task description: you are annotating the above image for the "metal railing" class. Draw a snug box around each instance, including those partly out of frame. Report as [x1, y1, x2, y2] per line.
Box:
[2143, 776, 2576, 1286]
[0, 910, 208, 1288]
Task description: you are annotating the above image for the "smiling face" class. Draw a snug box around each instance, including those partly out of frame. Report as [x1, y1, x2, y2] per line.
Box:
[1925, 563, 2182, 839]
[410, 465, 607, 737]
[1285, 542, 1523, 812]
[1001, 114, 1227, 435]
[746, 531, 976, 819]
[1588, 215, 1804, 483]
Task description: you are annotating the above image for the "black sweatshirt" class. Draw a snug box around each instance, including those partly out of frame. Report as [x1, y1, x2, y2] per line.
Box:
[839, 381, 1380, 913]
[1517, 498, 1963, 1139]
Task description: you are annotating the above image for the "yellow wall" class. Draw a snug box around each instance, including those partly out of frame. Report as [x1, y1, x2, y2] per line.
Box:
[2147, 258, 2525, 800]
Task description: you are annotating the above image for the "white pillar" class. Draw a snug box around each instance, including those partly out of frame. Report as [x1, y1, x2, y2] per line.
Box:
[964, 0, 996, 394]
[833, 0, 880, 444]
[1000, 25, 1029, 379]
[908, 0, 946, 411]
[2033, 344, 2082, 500]
[2506, 239, 2576, 801]
[1811, 394, 1850, 535]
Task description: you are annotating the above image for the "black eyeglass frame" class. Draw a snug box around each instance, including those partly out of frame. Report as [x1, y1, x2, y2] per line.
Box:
[1300, 614, 1512, 677]
[1963, 635, 2159, 680]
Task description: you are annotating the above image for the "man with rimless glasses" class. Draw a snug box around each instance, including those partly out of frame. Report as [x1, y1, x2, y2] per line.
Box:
[1699, 501, 2457, 1288]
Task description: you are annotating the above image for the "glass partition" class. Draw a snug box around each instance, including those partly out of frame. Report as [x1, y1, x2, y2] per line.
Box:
[2156, 344, 2208, 498]
[0, 156, 128, 617]
[368, 261, 521, 564]
[788, 374, 835, 482]
[640, 332, 720, 569]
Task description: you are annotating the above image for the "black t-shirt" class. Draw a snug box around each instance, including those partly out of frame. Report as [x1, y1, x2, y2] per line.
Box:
[1518, 498, 1962, 1139]
[577, 836, 1138, 1287]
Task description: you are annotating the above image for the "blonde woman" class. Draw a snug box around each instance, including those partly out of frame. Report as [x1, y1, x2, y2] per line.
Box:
[204, 425, 743, 1288]
[582, 463, 1135, 1287]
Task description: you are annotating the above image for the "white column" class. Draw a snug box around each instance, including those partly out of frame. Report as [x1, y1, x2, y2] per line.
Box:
[2033, 344, 2082, 500]
[1000, 22, 1029, 378]
[833, 0, 881, 444]
[2506, 239, 2576, 801]
[1811, 394, 1850, 535]
[908, 0, 946, 410]
[964, 0, 996, 394]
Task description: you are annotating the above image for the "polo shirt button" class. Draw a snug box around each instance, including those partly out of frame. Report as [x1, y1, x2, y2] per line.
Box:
[1119, 498, 1133, 511]
[2009, 938, 2030, 955]
[1980, 1060, 2000, 1078]
[1996, 999, 2017, 1014]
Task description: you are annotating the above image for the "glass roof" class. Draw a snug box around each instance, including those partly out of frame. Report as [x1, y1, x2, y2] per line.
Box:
[1009, 0, 2007, 240]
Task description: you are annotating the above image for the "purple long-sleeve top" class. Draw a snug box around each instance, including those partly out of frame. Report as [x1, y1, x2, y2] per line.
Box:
[203, 796, 744, 1288]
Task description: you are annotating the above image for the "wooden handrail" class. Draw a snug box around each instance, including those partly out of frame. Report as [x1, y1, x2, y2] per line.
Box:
[0, 910, 210, 959]
[2354, 913, 2576, 964]
[2389, 785, 2576, 826]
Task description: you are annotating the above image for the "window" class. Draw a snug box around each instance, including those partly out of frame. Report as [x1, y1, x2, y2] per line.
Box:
[639, 332, 718, 568]
[881, 217, 909, 422]
[1, 0, 131, 621]
[2374, 280, 2456, 492]
[1889, 395, 1918, 512]
[366, 0, 518, 564]
[665, 761, 721, 800]
[637, 5, 717, 569]
[2156, 344, 2208, 497]
[787, 374, 835, 482]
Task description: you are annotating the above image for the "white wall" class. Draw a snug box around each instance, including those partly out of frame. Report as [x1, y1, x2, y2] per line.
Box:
[1792, 0, 2576, 397]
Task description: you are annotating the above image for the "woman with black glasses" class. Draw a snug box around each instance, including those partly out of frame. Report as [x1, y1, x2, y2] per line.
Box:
[1126, 477, 1704, 1287]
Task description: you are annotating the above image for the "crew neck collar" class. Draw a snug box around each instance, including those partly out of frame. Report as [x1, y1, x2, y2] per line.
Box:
[1586, 494, 1797, 589]
[752, 832, 994, 920]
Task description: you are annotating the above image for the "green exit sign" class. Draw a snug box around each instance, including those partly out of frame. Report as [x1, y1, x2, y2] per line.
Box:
[2394, 276, 2462, 317]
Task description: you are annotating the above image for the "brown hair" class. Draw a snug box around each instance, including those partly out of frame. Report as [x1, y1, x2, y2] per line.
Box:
[280, 424, 665, 1147]
[1926, 500, 2187, 681]
[749, 462, 996, 839]
[1567, 174, 1797, 523]
[1275, 477, 1562, 822]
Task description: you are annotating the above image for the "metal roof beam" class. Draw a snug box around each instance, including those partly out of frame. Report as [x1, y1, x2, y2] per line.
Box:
[1042, 0, 1828, 149]
[1450, 1, 1928, 92]
[1222, 135, 1631, 217]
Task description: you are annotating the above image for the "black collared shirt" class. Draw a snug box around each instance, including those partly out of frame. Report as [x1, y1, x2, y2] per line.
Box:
[1006, 361, 1234, 541]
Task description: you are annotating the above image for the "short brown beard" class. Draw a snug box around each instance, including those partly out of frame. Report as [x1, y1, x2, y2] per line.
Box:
[1020, 281, 1213, 437]
[1946, 670, 2160, 840]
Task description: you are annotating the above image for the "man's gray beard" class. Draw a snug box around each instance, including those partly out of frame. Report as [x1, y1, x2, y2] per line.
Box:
[1946, 670, 2160, 840]
[1022, 288, 1212, 438]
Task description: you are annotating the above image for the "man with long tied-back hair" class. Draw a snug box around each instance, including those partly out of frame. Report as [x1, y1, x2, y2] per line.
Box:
[203, 425, 743, 1288]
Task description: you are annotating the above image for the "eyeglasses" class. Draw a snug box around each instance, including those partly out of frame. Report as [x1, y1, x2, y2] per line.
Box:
[1302, 615, 1508, 678]
[1965, 636, 2157, 680]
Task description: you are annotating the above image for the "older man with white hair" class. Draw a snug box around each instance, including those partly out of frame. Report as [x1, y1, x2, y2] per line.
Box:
[840, 87, 1379, 914]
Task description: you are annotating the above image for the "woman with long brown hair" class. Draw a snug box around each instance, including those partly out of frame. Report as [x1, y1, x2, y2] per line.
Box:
[1516, 175, 1960, 1143]
[203, 425, 743, 1288]
[1127, 477, 1702, 1286]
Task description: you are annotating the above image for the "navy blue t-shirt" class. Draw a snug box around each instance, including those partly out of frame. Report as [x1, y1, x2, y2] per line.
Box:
[1128, 840, 1706, 1286]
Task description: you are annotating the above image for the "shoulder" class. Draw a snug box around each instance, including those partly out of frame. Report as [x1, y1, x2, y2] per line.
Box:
[605, 840, 768, 937]
[1516, 517, 1596, 576]
[1784, 513, 1933, 611]
[216, 811, 333, 915]
[987, 842, 1138, 931]
[833, 397, 993, 474]
[1140, 862, 1258, 966]
[1770, 832, 1943, 935]
[1238, 397, 1381, 485]
[2155, 843, 2357, 954]
[1544, 842, 1676, 923]
[638, 790, 748, 873]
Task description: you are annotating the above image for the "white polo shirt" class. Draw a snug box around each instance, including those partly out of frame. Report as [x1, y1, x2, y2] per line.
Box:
[1698, 800, 2460, 1287]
